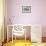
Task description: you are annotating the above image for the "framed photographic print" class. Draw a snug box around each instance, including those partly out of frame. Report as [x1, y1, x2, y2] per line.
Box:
[22, 6, 31, 13]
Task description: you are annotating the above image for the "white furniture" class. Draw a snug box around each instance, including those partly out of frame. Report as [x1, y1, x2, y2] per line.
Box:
[7, 24, 42, 43]
[31, 25, 42, 43]
[7, 24, 26, 43]
[7, 24, 31, 43]
[12, 25, 25, 42]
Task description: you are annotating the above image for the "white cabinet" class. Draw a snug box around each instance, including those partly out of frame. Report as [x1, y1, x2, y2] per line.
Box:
[31, 25, 42, 43]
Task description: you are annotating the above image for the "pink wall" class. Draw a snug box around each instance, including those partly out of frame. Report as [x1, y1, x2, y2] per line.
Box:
[6, 0, 46, 37]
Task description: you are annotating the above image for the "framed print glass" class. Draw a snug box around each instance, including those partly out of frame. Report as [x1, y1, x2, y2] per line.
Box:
[22, 6, 31, 13]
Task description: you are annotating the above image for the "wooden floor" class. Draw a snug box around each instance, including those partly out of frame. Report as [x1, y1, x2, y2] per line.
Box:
[3, 40, 31, 46]
[3, 37, 46, 46]
[3, 40, 46, 46]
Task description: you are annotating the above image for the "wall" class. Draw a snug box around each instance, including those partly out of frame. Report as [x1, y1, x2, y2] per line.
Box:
[0, 0, 4, 42]
[6, 0, 46, 37]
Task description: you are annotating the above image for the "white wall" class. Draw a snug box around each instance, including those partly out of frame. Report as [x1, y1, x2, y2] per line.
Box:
[0, 0, 3, 42]
[7, 0, 46, 37]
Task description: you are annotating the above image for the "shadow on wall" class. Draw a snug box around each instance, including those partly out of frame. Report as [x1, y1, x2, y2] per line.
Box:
[42, 26, 46, 42]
